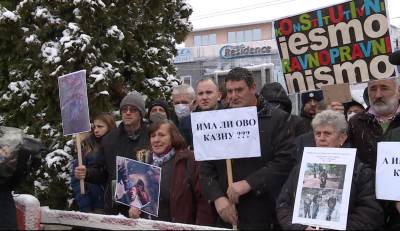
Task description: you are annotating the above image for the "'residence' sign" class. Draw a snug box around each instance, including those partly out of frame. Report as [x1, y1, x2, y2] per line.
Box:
[274, 0, 396, 94]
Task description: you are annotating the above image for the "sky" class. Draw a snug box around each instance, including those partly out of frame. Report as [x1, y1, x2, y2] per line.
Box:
[187, 0, 400, 30]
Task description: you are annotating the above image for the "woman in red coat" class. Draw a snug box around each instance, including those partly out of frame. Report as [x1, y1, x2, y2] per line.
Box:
[128, 120, 216, 226]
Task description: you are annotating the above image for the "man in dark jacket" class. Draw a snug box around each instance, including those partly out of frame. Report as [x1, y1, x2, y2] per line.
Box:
[260, 82, 308, 137]
[74, 91, 149, 216]
[200, 67, 295, 229]
[179, 77, 224, 148]
[347, 78, 400, 169]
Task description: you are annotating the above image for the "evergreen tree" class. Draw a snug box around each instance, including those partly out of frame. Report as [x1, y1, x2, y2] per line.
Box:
[0, 0, 191, 209]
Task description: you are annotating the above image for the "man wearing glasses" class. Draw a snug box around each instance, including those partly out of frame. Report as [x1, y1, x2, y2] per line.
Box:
[74, 91, 149, 216]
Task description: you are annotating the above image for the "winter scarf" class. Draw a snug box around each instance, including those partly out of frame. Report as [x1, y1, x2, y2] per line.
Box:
[152, 148, 175, 167]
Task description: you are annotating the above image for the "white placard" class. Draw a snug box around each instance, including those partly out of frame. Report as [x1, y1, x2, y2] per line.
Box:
[292, 147, 356, 230]
[190, 106, 261, 161]
[376, 142, 400, 200]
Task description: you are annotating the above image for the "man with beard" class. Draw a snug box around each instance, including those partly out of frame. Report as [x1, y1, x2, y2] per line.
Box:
[347, 78, 400, 169]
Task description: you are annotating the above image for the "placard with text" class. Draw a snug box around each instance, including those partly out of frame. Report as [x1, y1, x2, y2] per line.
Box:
[191, 106, 261, 161]
[274, 0, 395, 94]
[376, 142, 400, 200]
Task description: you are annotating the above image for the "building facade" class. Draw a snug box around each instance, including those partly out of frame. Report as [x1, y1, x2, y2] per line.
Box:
[174, 22, 282, 90]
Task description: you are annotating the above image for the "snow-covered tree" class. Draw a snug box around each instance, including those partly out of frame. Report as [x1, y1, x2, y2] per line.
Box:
[0, 0, 191, 209]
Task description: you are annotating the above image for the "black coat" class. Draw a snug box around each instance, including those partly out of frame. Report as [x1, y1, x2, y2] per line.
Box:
[86, 123, 149, 215]
[199, 104, 296, 230]
[0, 186, 17, 230]
[276, 159, 384, 230]
[347, 111, 400, 169]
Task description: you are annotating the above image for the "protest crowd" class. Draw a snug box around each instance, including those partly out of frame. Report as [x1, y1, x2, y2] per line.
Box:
[2, 50, 400, 229]
[2, 2, 400, 231]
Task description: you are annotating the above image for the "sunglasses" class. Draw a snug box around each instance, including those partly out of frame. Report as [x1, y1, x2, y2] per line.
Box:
[121, 106, 139, 113]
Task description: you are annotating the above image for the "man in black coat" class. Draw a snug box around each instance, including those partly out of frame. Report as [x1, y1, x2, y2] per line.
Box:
[199, 67, 295, 229]
[74, 91, 149, 216]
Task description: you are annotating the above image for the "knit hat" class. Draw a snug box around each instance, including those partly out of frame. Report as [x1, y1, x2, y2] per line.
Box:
[147, 99, 171, 119]
[120, 91, 145, 116]
[301, 90, 323, 105]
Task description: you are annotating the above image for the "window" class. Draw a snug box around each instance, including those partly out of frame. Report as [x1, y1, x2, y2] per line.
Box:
[194, 35, 202, 46]
[209, 34, 216, 45]
[201, 35, 209, 46]
[253, 28, 262, 40]
[228, 32, 235, 43]
[181, 76, 192, 85]
[245, 30, 253, 41]
[226, 28, 262, 43]
[236, 31, 244, 43]
[193, 33, 217, 46]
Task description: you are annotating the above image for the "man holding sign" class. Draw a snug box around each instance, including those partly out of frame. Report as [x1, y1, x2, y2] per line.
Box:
[200, 67, 295, 229]
[74, 91, 149, 216]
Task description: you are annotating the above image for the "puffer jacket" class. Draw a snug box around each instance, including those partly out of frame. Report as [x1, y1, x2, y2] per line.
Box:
[276, 159, 384, 230]
[200, 103, 296, 230]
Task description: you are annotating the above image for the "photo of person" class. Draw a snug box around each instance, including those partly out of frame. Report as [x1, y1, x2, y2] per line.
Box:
[114, 156, 161, 217]
[303, 164, 346, 189]
[298, 187, 342, 222]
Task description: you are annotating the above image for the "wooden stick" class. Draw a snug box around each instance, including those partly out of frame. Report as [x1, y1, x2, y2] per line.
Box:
[76, 134, 85, 195]
[226, 159, 237, 230]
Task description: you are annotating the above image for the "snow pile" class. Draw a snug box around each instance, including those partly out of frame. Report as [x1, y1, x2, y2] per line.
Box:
[0, 8, 19, 22]
[41, 41, 61, 64]
[106, 25, 125, 41]
[40, 207, 227, 230]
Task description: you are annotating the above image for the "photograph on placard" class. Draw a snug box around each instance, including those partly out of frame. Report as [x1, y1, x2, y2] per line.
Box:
[114, 156, 161, 217]
[303, 164, 346, 189]
[58, 70, 91, 135]
[297, 187, 343, 222]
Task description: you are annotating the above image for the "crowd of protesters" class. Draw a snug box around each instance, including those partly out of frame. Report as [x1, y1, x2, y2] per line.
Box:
[1, 50, 400, 230]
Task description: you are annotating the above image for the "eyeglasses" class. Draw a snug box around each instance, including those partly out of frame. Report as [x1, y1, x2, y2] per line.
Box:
[121, 106, 139, 114]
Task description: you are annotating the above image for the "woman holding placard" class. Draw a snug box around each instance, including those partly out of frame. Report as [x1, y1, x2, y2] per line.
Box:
[276, 110, 384, 230]
[128, 119, 216, 225]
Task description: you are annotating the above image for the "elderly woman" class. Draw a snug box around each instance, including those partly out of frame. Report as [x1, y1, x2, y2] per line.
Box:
[276, 110, 384, 230]
[128, 120, 216, 225]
